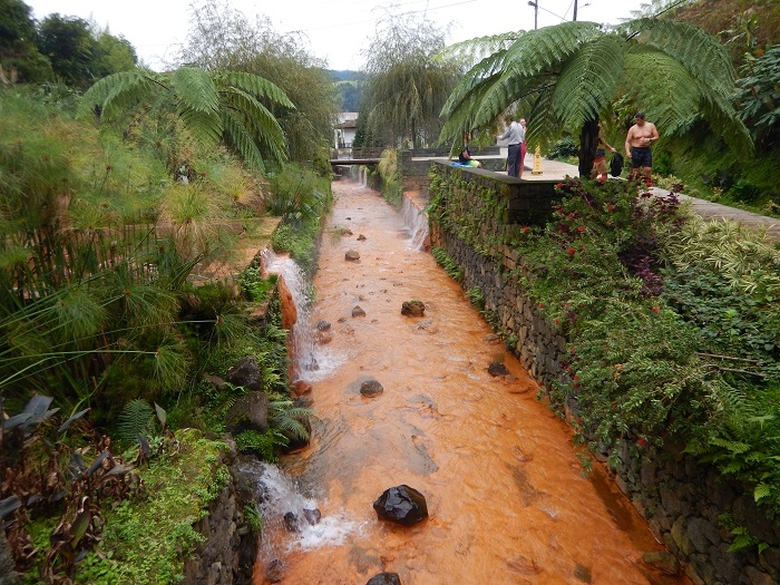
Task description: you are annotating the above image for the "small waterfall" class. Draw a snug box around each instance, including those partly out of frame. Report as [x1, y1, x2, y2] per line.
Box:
[401, 193, 430, 251]
[238, 458, 365, 584]
[261, 248, 343, 382]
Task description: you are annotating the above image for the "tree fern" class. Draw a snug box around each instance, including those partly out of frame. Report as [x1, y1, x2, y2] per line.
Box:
[437, 17, 753, 173]
[79, 66, 293, 170]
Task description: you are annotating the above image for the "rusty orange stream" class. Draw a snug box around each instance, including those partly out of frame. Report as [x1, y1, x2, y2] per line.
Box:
[255, 180, 688, 585]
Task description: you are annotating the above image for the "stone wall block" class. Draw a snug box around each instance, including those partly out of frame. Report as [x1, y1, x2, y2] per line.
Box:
[687, 517, 722, 553]
[758, 547, 780, 581]
[746, 566, 779, 585]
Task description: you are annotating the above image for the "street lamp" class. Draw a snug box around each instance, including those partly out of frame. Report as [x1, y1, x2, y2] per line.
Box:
[527, 1, 567, 25]
[527, 1, 538, 29]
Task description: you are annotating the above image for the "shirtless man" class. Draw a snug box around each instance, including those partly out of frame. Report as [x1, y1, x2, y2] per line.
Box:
[624, 112, 659, 184]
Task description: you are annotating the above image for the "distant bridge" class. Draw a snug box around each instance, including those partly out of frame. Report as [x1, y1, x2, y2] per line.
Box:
[329, 147, 384, 166]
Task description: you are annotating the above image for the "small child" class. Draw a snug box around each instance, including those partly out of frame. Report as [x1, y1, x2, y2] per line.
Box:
[592, 126, 616, 182]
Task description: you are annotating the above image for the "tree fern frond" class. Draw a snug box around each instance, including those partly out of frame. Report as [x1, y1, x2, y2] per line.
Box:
[552, 35, 625, 129]
[221, 109, 266, 171]
[503, 21, 603, 77]
[439, 72, 505, 144]
[178, 105, 223, 145]
[436, 31, 523, 69]
[213, 70, 295, 110]
[625, 18, 736, 91]
[171, 67, 221, 114]
[526, 87, 565, 150]
[221, 88, 288, 165]
[623, 49, 700, 136]
[441, 49, 510, 116]
[79, 69, 158, 121]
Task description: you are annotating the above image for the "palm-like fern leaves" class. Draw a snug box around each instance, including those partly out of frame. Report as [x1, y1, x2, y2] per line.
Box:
[439, 17, 752, 164]
[80, 66, 294, 170]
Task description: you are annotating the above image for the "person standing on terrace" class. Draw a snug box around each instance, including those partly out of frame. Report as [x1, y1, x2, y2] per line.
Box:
[496, 117, 525, 178]
[624, 112, 659, 185]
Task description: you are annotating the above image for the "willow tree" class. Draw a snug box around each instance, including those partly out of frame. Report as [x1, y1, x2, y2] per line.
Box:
[362, 12, 460, 149]
[439, 18, 752, 176]
[80, 66, 294, 172]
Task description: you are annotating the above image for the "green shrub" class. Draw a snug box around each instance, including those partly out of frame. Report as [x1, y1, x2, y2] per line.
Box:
[431, 246, 464, 282]
[75, 431, 229, 585]
[547, 136, 577, 160]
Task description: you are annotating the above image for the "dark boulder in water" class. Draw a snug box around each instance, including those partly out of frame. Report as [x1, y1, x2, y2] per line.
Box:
[372, 485, 428, 526]
[366, 572, 401, 585]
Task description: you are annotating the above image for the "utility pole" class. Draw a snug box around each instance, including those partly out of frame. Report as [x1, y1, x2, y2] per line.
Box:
[573, 0, 578, 21]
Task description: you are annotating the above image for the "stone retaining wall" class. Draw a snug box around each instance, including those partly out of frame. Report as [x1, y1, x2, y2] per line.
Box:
[184, 448, 259, 585]
[425, 165, 780, 585]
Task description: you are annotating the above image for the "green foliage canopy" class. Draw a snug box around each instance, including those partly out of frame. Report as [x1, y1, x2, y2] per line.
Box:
[180, 0, 338, 171]
[439, 18, 752, 175]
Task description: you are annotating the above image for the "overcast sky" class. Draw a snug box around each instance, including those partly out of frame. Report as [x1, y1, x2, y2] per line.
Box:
[25, 0, 651, 71]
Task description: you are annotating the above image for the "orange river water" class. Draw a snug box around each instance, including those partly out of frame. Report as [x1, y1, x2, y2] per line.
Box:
[253, 179, 690, 585]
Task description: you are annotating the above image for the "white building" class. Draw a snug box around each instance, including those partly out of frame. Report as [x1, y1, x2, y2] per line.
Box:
[334, 112, 358, 149]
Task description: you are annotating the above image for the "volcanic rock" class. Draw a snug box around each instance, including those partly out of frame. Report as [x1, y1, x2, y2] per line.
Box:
[227, 355, 264, 391]
[225, 391, 269, 435]
[373, 485, 428, 526]
[401, 300, 425, 316]
[487, 361, 509, 376]
[345, 249, 360, 261]
[366, 573, 401, 585]
[352, 305, 366, 317]
[360, 378, 384, 397]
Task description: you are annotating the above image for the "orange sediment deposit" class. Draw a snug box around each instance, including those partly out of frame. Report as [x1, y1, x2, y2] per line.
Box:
[255, 180, 689, 585]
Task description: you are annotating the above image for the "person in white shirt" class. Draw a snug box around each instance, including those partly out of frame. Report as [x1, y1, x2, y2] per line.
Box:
[496, 118, 525, 178]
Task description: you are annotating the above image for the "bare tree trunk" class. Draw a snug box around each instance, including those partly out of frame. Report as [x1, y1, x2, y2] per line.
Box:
[578, 118, 599, 178]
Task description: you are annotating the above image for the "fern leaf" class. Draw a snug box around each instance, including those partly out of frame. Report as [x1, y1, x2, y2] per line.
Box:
[79, 69, 158, 121]
[221, 109, 266, 171]
[171, 67, 220, 114]
[622, 49, 700, 136]
[436, 31, 521, 69]
[552, 35, 625, 128]
[213, 70, 295, 110]
[117, 399, 154, 443]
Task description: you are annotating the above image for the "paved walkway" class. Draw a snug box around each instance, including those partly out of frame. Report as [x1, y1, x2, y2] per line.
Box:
[521, 155, 780, 242]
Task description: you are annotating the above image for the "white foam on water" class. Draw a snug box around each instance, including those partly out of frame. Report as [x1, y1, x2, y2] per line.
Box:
[238, 459, 364, 553]
[261, 248, 345, 381]
[291, 513, 366, 552]
[401, 195, 429, 251]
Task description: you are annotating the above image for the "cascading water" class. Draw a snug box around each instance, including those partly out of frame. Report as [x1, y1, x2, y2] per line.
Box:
[400, 193, 430, 251]
[238, 458, 365, 582]
[260, 248, 342, 382]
